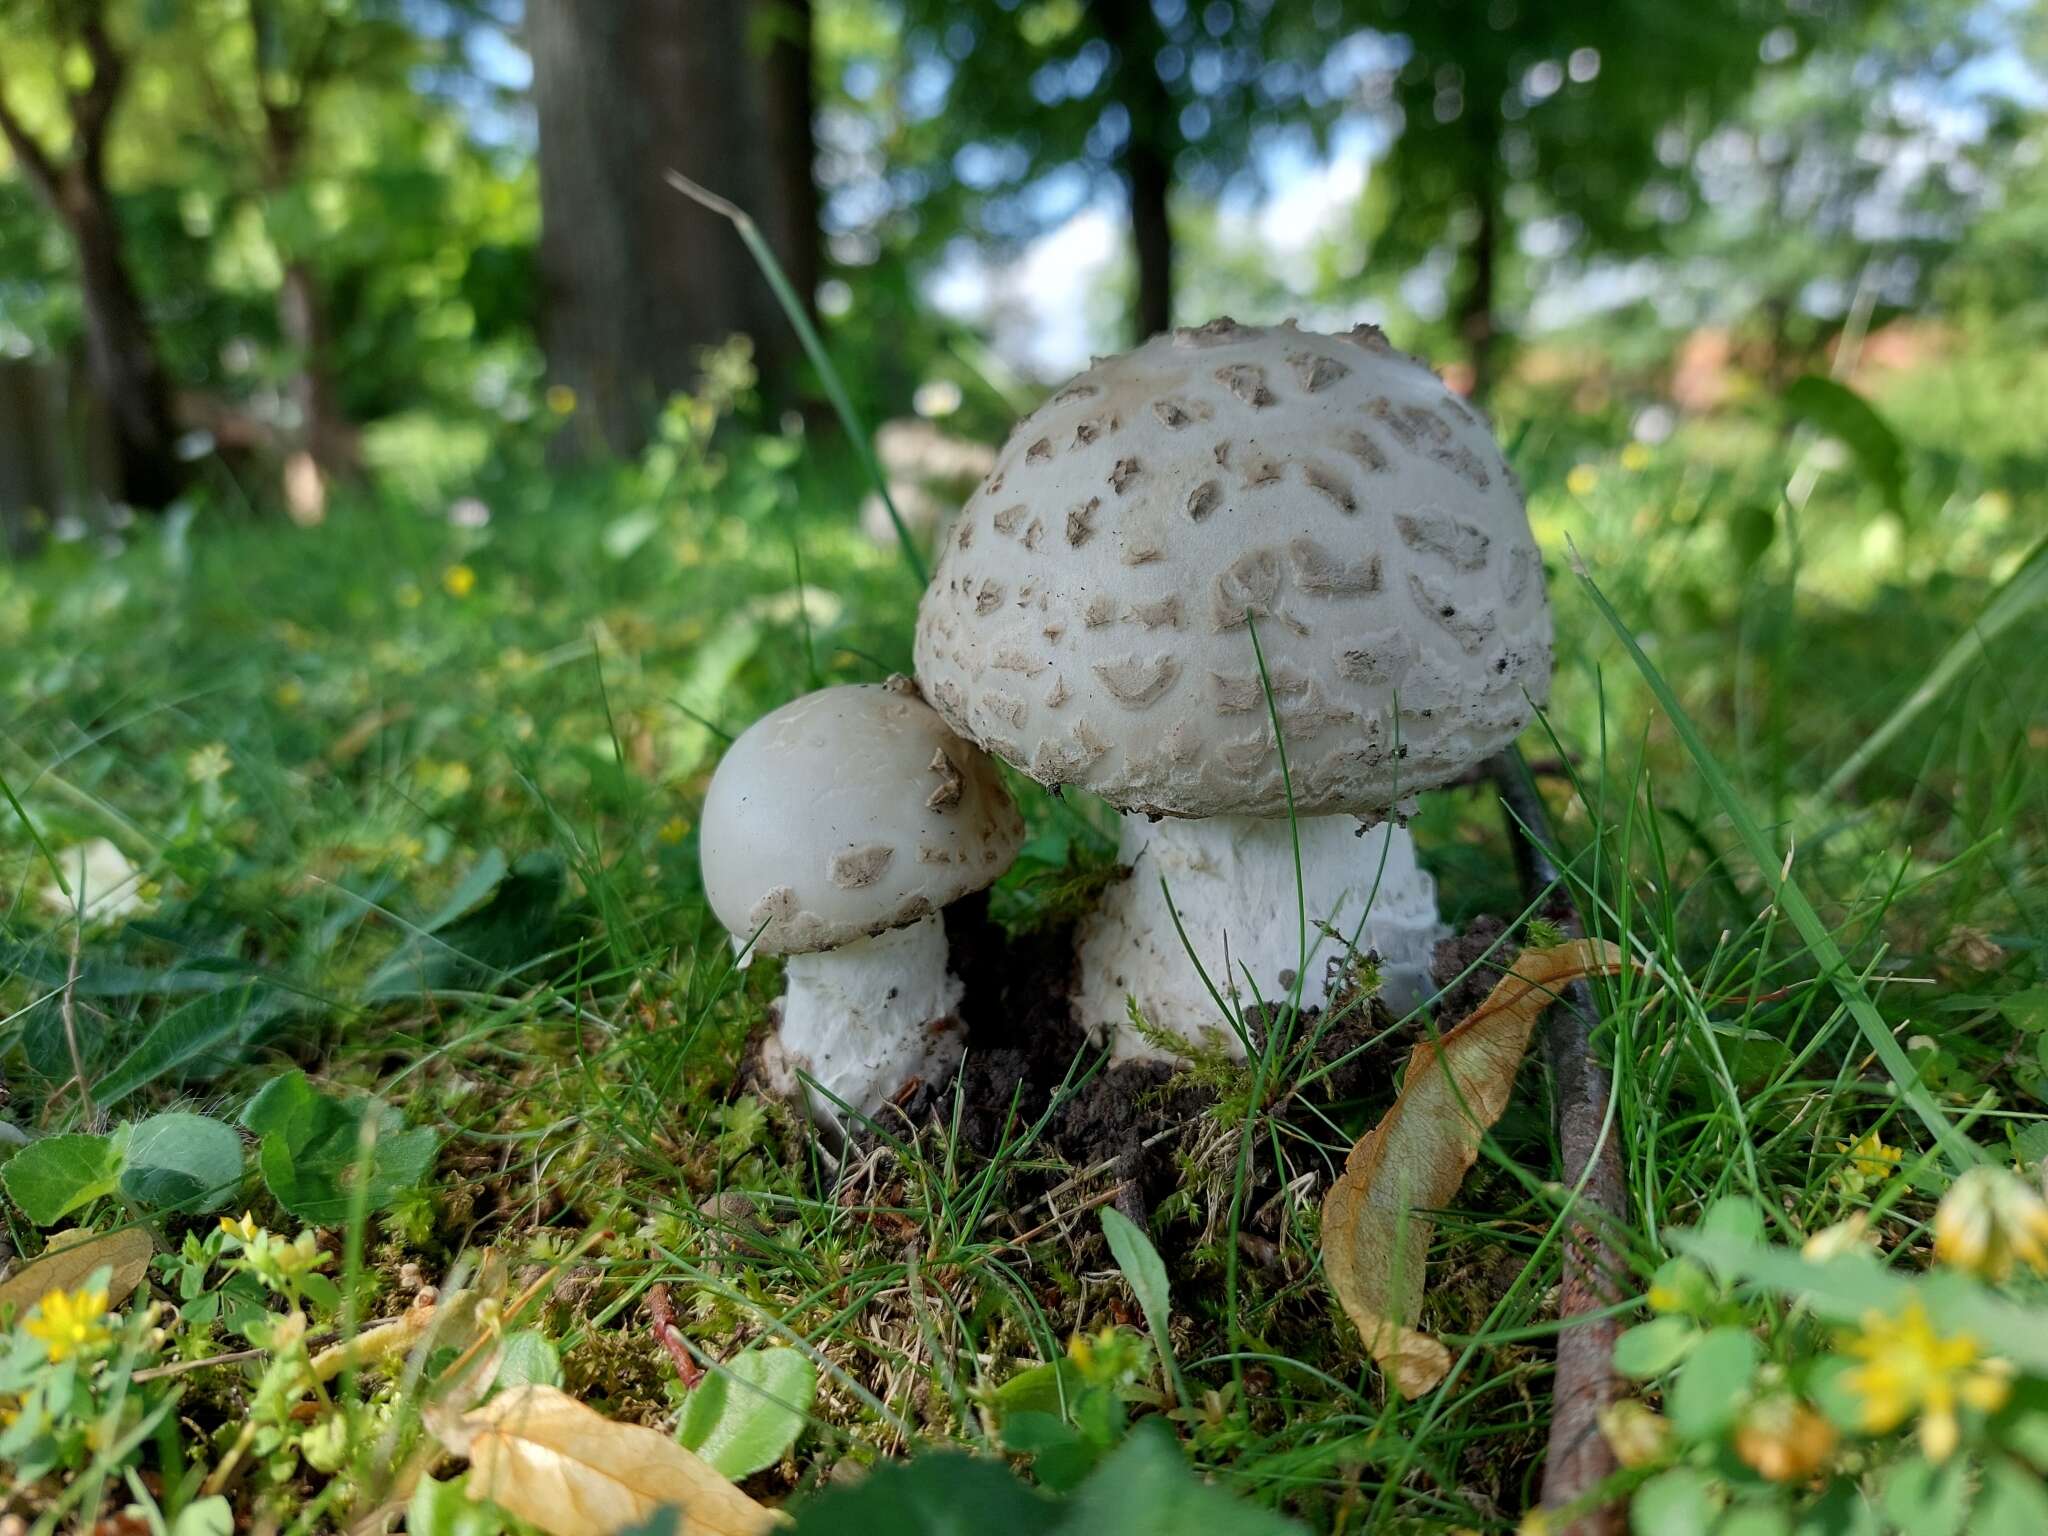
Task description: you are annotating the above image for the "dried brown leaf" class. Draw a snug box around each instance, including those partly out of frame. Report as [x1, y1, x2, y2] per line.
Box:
[1321, 939, 1626, 1396]
[0, 1227, 153, 1317]
[458, 1383, 780, 1536]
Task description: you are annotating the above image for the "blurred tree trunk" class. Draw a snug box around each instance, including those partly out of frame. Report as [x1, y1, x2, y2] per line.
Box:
[1097, 0, 1175, 340]
[0, 13, 183, 510]
[529, 0, 816, 458]
[758, 0, 820, 327]
[1456, 108, 1503, 404]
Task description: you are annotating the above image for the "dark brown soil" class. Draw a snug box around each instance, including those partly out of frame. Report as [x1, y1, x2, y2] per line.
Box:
[1429, 913, 1514, 1024]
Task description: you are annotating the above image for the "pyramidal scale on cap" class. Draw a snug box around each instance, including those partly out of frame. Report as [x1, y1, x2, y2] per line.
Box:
[913, 317, 1554, 1060]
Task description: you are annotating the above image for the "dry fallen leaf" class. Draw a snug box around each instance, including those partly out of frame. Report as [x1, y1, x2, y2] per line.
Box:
[458, 1383, 780, 1536]
[1321, 939, 1627, 1397]
[0, 1227, 154, 1317]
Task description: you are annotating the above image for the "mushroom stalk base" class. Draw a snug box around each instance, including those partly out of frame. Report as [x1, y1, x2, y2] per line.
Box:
[1076, 813, 1445, 1063]
[763, 913, 965, 1125]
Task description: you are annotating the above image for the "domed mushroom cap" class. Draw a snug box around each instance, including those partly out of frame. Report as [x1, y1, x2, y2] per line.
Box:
[912, 319, 1552, 819]
[700, 681, 1025, 955]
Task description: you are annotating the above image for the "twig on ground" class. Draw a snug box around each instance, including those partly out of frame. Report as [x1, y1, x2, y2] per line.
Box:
[646, 1282, 702, 1388]
[1489, 748, 1627, 1536]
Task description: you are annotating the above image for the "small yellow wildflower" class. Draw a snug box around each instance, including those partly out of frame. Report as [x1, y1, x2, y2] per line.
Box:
[1734, 1395, 1837, 1482]
[1597, 1399, 1671, 1468]
[24, 1285, 113, 1364]
[1620, 442, 1653, 472]
[1842, 1299, 2011, 1461]
[658, 815, 692, 845]
[184, 741, 233, 785]
[1933, 1166, 2048, 1281]
[1833, 1129, 1903, 1196]
[273, 679, 305, 709]
[219, 1210, 263, 1243]
[1565, 464, 1599, 496]
[442, 563, 478, 599]
[545, 384, 578, 416]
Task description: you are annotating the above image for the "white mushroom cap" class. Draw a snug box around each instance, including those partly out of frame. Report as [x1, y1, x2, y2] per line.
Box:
[912, 318, 1553, 819]
[700, 680, 1025, 955]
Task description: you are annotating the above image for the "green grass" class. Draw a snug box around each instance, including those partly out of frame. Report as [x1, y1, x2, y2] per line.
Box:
[1, 359, 2044, 1531]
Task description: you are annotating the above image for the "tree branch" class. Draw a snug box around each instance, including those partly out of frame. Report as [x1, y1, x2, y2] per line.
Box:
[70, 8, 127, 189]
[1489, 747, 1627, 1536]
[0, 76, 63, 211]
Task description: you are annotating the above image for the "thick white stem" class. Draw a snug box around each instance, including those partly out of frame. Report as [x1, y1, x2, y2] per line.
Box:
[1074, 813, 1446, 1063]
[762, 912, 965, 1123]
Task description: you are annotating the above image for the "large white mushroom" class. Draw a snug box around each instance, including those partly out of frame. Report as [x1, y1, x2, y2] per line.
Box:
[699, 680, 1025, 1121]
[912, 318, 1552, 1061]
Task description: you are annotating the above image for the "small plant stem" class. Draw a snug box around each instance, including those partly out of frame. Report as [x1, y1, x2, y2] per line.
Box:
[1489, 747, 1625, 1536]
[646, 1282, 702, 1388]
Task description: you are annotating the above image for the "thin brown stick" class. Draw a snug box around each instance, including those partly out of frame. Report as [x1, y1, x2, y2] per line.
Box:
[1489, 749, 1626, 1536]
[646, 1282, 702, 1389]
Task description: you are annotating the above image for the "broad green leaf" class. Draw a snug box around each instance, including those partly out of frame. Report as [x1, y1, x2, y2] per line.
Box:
[1667, 1327, 1759, 1439]
[784, 1449, 1057, 1535]
[1880, 1455, 1967, 1536]
[1, 1133, 125, 1226]
[1783, 374, 1905, 513]
[364, 851, 566, 1001]
[1099, 1206, 1185, 1404]
[1718, 1507, 1792, 1536]
[1972, 1454, 2048, 1535]
[242, 1070, 438, 1221]
[1630, 1466, 1719, 1536]
[1059, 1421, 1303, 1533]
[95, 986, 282, 1108]
[408, 1473, 508, 1536]
[1613, 1317, 1699, 1379]
[677, 1346, 817, 1481]
[492, 1331, 565, 1392]
[119, 1111, 244, 1212]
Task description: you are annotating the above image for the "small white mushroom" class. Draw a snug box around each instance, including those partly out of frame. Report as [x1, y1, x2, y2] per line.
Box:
[699, 681, 1025, 1122]
[911, 318, 1553, 1060]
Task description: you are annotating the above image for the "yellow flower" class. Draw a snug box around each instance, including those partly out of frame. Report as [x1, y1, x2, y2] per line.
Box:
[1734, 1395, 1837, 1482]
[1597, 1399, 1672, 1469]
[219, 1210, 262, 1243]
[658, 815, 692, 845]
[442, 564, 478, 599]
[1833, 1130, 1903, 1196]
[1933, 1167, 2048, 1281]
[1620, 442, 1653, 472]
[1565, 464, 1599, 496]
[273, 679, 305, 709]
[1841, 1299, 2011, 1461]
[24, 1285, 113, 1363]
[545, 384, 578, 416]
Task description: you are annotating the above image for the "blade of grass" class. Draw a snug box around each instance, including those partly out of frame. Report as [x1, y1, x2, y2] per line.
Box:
[0, 760, 69, 896]
[1820, 533, 2048, 799]
[665, 172, 927, 586]
[1572, 551, 1978, 1169]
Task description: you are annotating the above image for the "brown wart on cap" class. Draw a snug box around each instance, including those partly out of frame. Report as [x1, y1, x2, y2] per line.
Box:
[910, 319, 1555, 1060]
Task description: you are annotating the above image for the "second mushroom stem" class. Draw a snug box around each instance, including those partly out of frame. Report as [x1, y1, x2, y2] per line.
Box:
[1488, 747, 1627, 1536]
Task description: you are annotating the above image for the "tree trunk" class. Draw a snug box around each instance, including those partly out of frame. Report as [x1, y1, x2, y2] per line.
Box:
[1097, 0, 1175, 341]
[1457, 107, 1503, 403]
[529, 0, 812, 458]
[757, 0, 820, 327]
[66, 191, 182, 509]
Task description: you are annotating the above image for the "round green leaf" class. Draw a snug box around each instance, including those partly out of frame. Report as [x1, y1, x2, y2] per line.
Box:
[1632, 1467, 1720, 1536]
[1668, 1326, 1760, 1439]
[120, 1112, 244, 1213]
[676, 1346, 817, 1480]
[1614, 1316, 1700, 1379]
